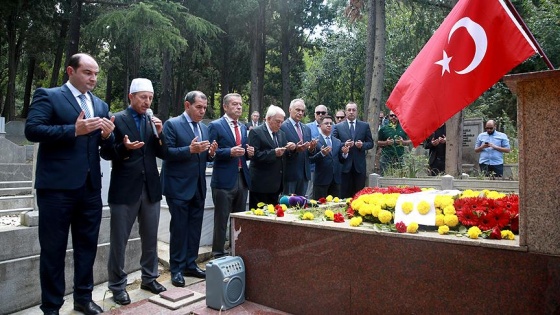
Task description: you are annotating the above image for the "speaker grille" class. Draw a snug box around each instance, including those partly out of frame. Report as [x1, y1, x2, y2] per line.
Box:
[206, 256, 246, 310]
[226, 277, 244, 303]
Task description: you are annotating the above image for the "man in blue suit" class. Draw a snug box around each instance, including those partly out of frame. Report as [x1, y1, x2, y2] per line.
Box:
[208, 93, 254, 258]
[310, 115, 349, 199]
[161, 91, 217, 287]
[305, 104, 328, 197]
[281, 99, 317, 196]
[25, 53, 115, 315]
[332, 102, 374, 198]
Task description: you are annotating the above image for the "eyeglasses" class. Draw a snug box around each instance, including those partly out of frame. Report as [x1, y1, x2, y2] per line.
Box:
[335, 116, 345, 119]
[389, 114, 397, 117]
[315, 111, 327, 115]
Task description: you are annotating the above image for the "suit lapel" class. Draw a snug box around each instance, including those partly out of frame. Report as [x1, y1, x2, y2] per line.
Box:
[179, 115, 196, 140]
[122, 111, 142, 141]
[220, 117, 236, 144]
[61, 85, 82, 116]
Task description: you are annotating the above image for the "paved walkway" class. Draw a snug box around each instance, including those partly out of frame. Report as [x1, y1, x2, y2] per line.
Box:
[13, 205, 287, 314]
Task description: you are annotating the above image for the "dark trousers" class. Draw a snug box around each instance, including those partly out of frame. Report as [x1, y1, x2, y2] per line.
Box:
[249, 191, 280, 210]
[340, 168, 366, 198]
[313, 181, 341, 200]
[108, 184, 161, 292]
[479, 163, 504, 177]
[167, 187, 204, 274]
[37, 184, 102, 312]
[211, 172, 248, 256]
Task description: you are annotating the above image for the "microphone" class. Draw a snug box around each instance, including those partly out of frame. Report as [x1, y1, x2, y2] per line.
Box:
[145, 109, 159, 139]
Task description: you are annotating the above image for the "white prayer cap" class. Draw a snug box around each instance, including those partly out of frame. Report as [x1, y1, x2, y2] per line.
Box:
[129, 78, 154, 94]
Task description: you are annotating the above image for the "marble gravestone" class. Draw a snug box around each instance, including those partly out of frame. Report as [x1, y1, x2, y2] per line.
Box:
[462, 117, 483, 171]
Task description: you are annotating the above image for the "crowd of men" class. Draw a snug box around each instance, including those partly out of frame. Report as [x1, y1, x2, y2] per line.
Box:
[24, 52, 510, 315]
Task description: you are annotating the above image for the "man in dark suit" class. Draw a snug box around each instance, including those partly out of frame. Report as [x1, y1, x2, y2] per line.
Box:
[25, 53, 115, 315]
[248, 105, 296, 209]
[245, 110, 261, 133]
[100, 78, 167, 305]
[310, 115, 349, 199]
[424, 124, 446, 176]
[305, 104, 328, 197]
[333, 102, 374, 198]
[280, 99, 317, 196]
[208, 93, 254, 258]
[161, 91, 217, 288]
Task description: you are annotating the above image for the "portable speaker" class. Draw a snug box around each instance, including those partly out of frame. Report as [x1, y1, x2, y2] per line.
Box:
[205, 256, 246, 310]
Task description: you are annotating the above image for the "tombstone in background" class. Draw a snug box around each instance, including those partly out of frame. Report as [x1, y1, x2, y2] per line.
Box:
[0, 117, 5, 134]
[462, 117, 483, 174]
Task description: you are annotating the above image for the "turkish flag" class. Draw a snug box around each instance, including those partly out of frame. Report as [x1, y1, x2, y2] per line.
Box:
[386, 0, 537, 147]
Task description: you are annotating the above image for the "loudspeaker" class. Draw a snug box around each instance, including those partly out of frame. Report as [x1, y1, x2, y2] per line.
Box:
[205, 256, 246, 310]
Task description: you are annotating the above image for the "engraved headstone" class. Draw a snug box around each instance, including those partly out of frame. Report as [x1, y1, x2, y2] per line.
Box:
[462, 118, 483, 169]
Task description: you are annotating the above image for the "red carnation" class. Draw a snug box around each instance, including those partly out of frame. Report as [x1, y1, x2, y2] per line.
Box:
[395, 221, 407, 233]
[346, 207, 355, 218]
[489, 226, 502, 240]
[333, 213, 345, 223]
[318, 197, 327, 204]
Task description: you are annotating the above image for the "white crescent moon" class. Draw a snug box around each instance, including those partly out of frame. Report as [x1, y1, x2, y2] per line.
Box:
[448, 17, 487, 75]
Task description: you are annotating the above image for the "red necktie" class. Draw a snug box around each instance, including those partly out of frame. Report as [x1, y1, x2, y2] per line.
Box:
[233, 120, 242, 167]
[296, 122, 303, 142]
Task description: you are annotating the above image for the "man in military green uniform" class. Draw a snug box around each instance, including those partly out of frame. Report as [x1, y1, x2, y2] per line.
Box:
[377, 111, 411, 175]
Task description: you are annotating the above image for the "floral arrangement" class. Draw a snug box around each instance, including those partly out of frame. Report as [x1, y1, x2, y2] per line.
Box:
[247, 187, 519, 241]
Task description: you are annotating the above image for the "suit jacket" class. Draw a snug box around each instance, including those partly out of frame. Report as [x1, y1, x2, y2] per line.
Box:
[100, 108, 166, 204]
[208, 117, 251, 190]
[25, 84, 114, 190]
[280, 119, 312, 182]
[310, 135, 345, 185]
[248, 124, 288, 194]
[245, 121, 260, 129]
[332, 120, 374, 174]
[161, 115, 211, 201]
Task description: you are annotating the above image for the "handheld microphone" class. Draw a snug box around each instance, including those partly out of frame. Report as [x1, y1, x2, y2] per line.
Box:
[146, 109, 159, 139]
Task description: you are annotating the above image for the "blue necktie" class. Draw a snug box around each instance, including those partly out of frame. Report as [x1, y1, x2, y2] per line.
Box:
[78, 94, 92, 118]
[192, 121, 201, 140]
[349, 121, 355, 139]
[326, 136, 332, 148]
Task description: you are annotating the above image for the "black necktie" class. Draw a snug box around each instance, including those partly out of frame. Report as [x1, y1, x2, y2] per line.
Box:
[273, 132, 279, 147]
[350, 121, 355, 139]
[192, 121, 201, 140]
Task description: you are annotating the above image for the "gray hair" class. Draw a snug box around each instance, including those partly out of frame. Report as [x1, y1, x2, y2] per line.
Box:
[265, 105, 285, 118]
[184, 91, 207, 103]
[289, 98, 305, 110]
[223, 93, 241, 105]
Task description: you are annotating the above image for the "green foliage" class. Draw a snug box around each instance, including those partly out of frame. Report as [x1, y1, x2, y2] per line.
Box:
[382, 150, 430, 178]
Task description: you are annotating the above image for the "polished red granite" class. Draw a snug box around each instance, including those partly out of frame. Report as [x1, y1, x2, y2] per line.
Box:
[232, 216, 560, 314]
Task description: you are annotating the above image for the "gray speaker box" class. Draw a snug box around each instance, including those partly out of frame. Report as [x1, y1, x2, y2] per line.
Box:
[205, 256, 246, 310]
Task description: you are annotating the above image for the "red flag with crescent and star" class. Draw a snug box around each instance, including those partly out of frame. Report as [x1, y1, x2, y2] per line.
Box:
[386, 0, 538, 147]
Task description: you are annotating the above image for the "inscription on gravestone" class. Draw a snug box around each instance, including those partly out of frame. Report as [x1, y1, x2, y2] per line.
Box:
[462, 118, 483, 167]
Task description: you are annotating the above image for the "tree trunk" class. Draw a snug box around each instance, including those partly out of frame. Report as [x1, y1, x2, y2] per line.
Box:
[220, 35, 231, 117]
[363, 0, 375, 110]
[445, 111, 463, 177]
[366, 0, 386, 176]
[63, 0, 81, 83]
[105, 66, 113, 108]
[280, 0, 291, 112]
[159, 50, 173, 122]
[250, 0, 266, 119]
[50, 19, 69, 87]
[2, 10, 22, 122]
[22, 56, 36, 119]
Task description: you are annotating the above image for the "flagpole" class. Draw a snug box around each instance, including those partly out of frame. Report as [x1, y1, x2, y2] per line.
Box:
[504, 0, 555, 70]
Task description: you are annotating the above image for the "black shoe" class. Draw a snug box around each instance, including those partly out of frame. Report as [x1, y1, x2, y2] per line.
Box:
[74, 301, 103, 315]
[171, 272, 185, 287]
[140, 280, 167, 294]
[112, 290, 131, 305]
[43, 311, 59, 315]
[183, 267, 206, 279]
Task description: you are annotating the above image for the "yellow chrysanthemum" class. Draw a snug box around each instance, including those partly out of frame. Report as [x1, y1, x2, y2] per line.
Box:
[254, 209, 264, 216]
[443, 214, 459, 227]
[281, 204, 287, 211]
[417, 201, 431, 215]
[378, 210, 393, 224]
[438, 225, 450, 235]
[407, 222, 419, 233]
[434, 195, 444, 209]
[435, 214, 445, 226]
[324, 210, 334, 220]
[257, 202, 266, 208]
[267, 204, 275, 213]
[443, 205, 456, 215]
[326, 195, 333, 202]
[435, 209, 442, 215]
[351, 199, 364, 211]
[333, 197, 340, 203]
[467, 226, 482, 239]
[309, 199, 317, 206]
[302, 212, 314, 220]
[371, 204, 381, 217]
[401, 202, 414, 214]
[461, 189, 479, 198]
[349, 216, 363, 227]
[501, 230, 515, 240]
[439, 195, 455, 208]
[384, 193, 399, 209]
[486, 190, 506, 199]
